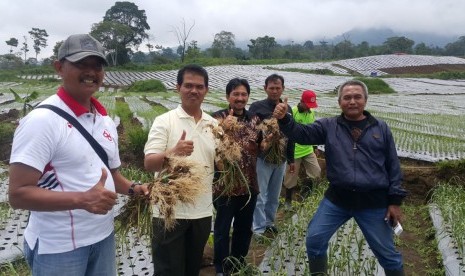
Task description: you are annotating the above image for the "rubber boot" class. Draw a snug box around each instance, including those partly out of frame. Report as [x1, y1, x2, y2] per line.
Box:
[300, 178, 314, 199]
[384, 267, 405, 276]
[308, 256, 327, 275]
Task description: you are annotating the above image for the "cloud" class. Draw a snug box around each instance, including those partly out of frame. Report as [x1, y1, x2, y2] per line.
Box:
[1, 0, 464, 60]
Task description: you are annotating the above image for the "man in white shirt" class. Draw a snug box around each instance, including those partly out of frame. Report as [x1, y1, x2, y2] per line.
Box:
[9, 34, 148, 276]
[144, 64, 216, 276]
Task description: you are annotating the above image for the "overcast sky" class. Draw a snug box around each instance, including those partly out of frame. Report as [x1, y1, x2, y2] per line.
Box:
[1, 0, 464, 59]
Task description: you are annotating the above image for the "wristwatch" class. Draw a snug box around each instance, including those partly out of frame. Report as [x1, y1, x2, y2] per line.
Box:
[128, 181, 141, 196]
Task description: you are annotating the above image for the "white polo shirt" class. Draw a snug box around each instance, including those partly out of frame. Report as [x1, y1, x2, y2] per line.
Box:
[144, 105, 216, 219]
[10, 87, 120, 254]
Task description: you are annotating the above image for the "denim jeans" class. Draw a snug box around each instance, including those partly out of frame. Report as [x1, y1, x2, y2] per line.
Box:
[213, 194, 257, 273]
[24, 232, 116, 276]
[253, 158, 286, 233]
[306, 198, 403, 270]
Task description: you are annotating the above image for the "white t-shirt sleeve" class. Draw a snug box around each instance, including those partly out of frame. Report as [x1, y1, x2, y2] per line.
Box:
[10, 109, 62, 172]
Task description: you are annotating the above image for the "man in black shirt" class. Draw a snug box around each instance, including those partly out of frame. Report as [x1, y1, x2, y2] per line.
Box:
[249, 74, 293, 236]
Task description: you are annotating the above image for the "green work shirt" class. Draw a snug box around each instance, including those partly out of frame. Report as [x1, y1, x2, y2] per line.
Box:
[292, 106, 316, 159]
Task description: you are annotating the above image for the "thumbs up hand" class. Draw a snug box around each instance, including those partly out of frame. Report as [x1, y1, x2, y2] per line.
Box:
[223, 109, 237, 130]
[273, 97, 289, 119]
[82, 168, 117, 215]
[173, 130, 194, 156]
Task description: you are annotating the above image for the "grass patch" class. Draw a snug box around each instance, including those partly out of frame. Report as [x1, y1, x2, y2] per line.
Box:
[119, 166, 153, 183]
[354, 77, 396, 94]
[0, 71, 20, 82]
[114, 99, 133, 123]
[263, 66, 336, 75]
[125, 126, 149, 157]
[0, 258, 30, 276]
[329, 77, 396, 96]
[0, 123, 15, 144]
[385, 71, 465, 80]
[149, 104, 168, 115]
[123, 79, 166, 93]
[436, 159, 465, 181]
[0, 202, 11, 225]
[434, 71, 465, 80]
[437, 159, 465, 174]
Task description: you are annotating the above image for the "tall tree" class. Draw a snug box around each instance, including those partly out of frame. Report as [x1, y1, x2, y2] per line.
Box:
[5, 38, 19, 54]
[20, 36, 29, 62]
[28, 28, 48, 59]
[160, 47, 178, 60]
[91, 20, 133, 65]
[383, 36, 415, 54]
[211, 31, 235, 58]
[354, 41, 370, 57]
[92, 1, 150, 65]
[444, 36, 465, 56]
[248, 36, 277, 59]
[303, 40, 315, 50]
[333, 40, 354, 59]
[414, 42, 433, 55]
[318, 39, 329, 60]
[185, 40, 201, 60]
[171, 18, 195, 63]
[146, 43, 154, 53]
[52, 40, 63, 60]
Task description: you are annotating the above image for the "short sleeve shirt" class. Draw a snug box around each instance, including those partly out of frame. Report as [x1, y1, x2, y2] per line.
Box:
[144, 105, 217, 219]
[9, 87, 120, 254]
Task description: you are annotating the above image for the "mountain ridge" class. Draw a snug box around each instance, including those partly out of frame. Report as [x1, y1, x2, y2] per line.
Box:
[230, 27, 458, 50]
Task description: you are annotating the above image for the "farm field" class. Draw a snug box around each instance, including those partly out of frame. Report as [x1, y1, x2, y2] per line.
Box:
[1, 54, 465, 275]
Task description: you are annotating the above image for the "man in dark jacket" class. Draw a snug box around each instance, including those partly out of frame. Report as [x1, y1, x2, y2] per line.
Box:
[273, 79, 407, 276]
[249, 74, 293, 236]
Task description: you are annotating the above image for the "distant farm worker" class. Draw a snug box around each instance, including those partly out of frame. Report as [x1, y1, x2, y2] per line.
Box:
[273, 79, 407, 276]
[144, 64, 216, 276]
[249, 73, 294, 236]
[8, 33, 148, 276]
[283, 90, 321, 210]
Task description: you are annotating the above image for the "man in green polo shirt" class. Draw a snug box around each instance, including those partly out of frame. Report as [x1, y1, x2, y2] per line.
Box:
[283, 90, 321, 210]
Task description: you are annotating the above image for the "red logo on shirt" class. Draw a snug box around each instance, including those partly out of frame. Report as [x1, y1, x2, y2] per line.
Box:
[103, 130, 113, 141]
[67, 122, 72, 128]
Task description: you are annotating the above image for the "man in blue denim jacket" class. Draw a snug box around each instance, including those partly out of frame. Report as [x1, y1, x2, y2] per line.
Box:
[273, 79, 407, 276]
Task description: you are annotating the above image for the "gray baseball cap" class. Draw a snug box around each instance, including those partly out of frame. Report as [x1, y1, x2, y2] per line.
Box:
[58, 34, 108, 65]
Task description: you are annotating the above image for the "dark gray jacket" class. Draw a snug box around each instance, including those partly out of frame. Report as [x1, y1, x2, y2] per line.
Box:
[278, 111, 407, 204]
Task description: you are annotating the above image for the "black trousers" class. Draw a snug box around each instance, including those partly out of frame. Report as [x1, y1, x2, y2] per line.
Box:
[151, 216, 212, 276]
[213, 194, 258, 273]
